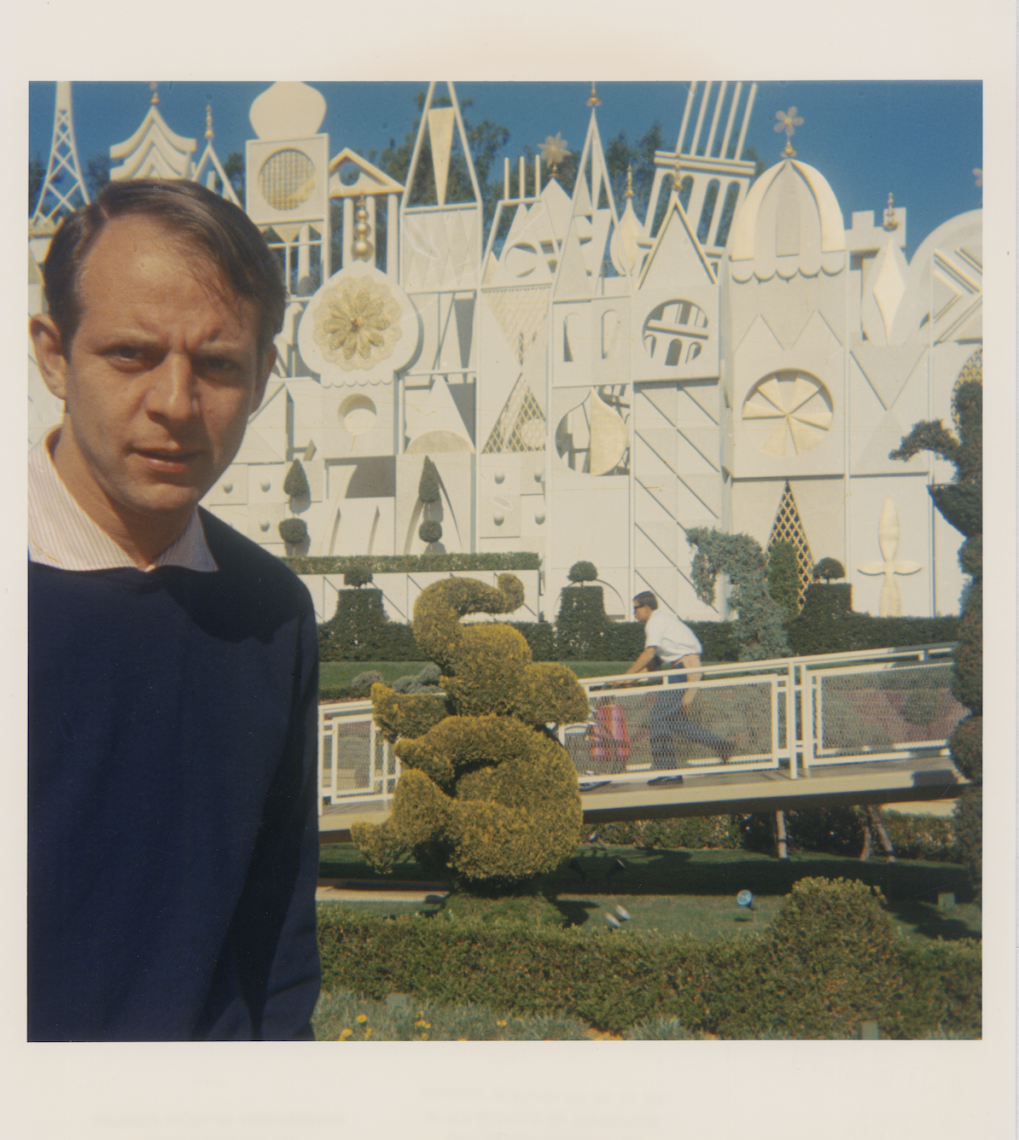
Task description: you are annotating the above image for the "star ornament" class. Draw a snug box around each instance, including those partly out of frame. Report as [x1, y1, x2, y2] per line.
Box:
[775, 107, 804, 139]
[540, 132, 570, 173]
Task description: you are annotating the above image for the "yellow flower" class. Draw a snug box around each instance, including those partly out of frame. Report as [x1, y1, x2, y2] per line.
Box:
[496, 1019, 507, 1028]
[364, 1027, 372, 1038]
[356, 1014, 368, 1023]
[339, 1028, 353, 1039]
[415, 1019, 431, 1028]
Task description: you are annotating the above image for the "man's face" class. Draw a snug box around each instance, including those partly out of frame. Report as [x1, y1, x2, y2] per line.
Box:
[32, 213, 273, 547]
[634, 603, 652, 625]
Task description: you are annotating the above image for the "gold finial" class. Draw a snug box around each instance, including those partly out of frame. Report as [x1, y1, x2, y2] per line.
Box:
[351, 195, 374, 262]
[672, 167, 683, 193]
[624, 165, 634, 199]
[587, 82, 601, 108]
[539, 133, 570, 180]
[205, 104, 214, 141]
[775, 107, 803, 158]
[149, 81, 160, 106]
[882, 192, 898, 231]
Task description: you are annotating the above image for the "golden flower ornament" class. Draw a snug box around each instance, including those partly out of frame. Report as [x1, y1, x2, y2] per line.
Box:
[313, 277, 403, 371]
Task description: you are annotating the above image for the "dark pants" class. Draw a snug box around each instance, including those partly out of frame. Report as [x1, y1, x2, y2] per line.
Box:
[648, 664, 730, 770]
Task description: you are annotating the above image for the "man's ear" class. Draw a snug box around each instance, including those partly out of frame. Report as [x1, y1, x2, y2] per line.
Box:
[251, 345, 276, 414]
[30, 315, 69, 401]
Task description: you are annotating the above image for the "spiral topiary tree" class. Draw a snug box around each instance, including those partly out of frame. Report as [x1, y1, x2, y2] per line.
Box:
[352, 574, 590, 893]
[687, 528, 791, 661]
[890, 350, 982, 889]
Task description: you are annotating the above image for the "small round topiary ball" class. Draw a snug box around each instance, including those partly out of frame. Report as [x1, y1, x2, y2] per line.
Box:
[812, 557, 845, 582]
[419, 520, 443, 544]
[567, 560, 598, 583]
[278, 517, 309, 546]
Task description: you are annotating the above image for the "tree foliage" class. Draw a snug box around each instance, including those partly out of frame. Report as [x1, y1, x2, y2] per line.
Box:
[283, 458, 310, 499]
[767, 541, 800, 621]
[687, 528, 790, 661]
[567, 561, 598, 584]
[812, 557, 846, 582]
[418, 456, 441, 504]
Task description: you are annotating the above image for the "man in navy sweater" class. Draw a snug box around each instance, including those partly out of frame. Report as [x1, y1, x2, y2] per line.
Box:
[28, 179, 321, 1040]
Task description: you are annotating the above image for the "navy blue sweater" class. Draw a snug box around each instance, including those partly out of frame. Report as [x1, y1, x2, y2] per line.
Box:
[28, 510, 321, 1040]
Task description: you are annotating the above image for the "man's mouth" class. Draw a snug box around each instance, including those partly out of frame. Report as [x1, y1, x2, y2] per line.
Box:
[135, 447, 203, 473]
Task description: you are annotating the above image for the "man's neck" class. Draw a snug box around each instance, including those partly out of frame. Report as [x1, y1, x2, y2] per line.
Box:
[48, 429, 192, 570]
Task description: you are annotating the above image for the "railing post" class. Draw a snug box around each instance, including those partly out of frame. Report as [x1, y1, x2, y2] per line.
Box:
[787, 662, 797, 779]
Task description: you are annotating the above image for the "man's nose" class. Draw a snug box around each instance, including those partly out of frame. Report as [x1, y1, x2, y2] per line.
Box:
[147, 354, 198, 421]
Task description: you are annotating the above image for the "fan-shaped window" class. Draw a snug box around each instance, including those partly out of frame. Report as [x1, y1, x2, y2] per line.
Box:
[742, 370, 833, 457]
[642, 299, 709, 367]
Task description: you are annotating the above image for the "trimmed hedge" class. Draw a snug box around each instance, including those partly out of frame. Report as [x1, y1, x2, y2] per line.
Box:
[319, 590, 421, 662]
[287, 552, 541, 575]
[316, 878, 980, 1038]
[594, 808, 960, 862]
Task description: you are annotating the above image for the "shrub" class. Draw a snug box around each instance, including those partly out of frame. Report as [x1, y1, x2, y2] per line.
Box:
[342, 558, 374, 589]
[555, 586, 610, 659]
[318, 589, 421, 662]
[767, 540, 800, 621]
[278, 517, 308, 547]
[594, 816, 742, 850]
[953, 788, 982, 891]
[315, 889, 981, 1038]
[287, 552, 541, 575]
[352, 576, 589, 888]
[687, 528, 790, 661]
[349, 670, 384, 698]
[567, 561, 598, 584]
[419, 519, 443, 545]
[812, 557, 845, 582]
[418, 456, 441, 504]
[283, 458, 310, 499]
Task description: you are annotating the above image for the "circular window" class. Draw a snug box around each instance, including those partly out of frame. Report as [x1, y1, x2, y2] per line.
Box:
[259, 149, 316, 211]
[741, 370, 832, 457]
[339, 394, 377, 435]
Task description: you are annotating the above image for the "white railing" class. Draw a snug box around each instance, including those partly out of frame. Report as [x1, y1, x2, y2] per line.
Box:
[317, 644, 964, 809]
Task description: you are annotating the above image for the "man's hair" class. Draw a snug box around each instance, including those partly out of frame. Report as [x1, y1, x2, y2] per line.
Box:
[41, 178, 286, 360]
[633, 591, 658, 611]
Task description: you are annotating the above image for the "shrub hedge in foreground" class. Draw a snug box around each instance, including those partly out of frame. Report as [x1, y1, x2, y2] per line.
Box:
[316, 877, 980, 1038]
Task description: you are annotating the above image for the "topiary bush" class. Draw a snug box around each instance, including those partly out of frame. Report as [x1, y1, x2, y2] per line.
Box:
[767, 540, 800, 621]
[687, 528, 791, 661]
[567, 561, 598, 584]
[283, 458, 311, 500]
[555, 585, 611, 659]
[278, 516, 309, 547]
[812, 557, 845, 582]
[318, 588, 420, 662]
[343, 557, 374, 589]
[418, 456, 441, 504]
[419, 519, 443, 545]
[352, 575, 590, 889]
[892, 351, 981, 890]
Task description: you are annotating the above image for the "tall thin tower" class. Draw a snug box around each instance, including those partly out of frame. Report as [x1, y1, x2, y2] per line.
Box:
[30, 82, 90, 236]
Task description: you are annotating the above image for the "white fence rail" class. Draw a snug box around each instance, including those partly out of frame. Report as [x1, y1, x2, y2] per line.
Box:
[318, 644, 964, 811]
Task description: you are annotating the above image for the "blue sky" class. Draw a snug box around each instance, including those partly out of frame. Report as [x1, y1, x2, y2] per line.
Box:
[29, 80, 981, 259]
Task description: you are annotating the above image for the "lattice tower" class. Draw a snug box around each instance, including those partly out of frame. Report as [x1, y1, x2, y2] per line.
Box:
[31, 82, 89, 232]
[768, 481, 814, 608]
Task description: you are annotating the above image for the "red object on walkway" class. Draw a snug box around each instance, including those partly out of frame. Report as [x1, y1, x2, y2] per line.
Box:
[590, 701, 630, 771]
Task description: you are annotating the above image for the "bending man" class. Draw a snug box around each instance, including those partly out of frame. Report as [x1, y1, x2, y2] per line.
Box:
[627, 591, 733, 771]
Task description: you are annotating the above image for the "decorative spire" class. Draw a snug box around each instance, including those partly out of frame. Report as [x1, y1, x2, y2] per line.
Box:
[882, 192, 898, 231]
[205, 103, 214, 140]
[539, 132, 569, 180]
[149, 81, 160, 106]
[624, 165, 634, 199]
[774, 106, 803, 158]
[351, 195, 374, 262]
[587, 82, 601, 108]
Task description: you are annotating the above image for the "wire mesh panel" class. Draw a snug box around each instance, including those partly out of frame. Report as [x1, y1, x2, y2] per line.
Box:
[808, 661, 965, 765]
[567, 674, 784, 780]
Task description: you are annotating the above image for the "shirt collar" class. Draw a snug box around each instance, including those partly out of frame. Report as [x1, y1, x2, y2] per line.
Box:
[28, 429, 218, 573]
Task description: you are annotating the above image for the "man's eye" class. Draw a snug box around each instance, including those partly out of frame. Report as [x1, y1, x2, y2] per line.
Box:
[109, 346, 143, 362]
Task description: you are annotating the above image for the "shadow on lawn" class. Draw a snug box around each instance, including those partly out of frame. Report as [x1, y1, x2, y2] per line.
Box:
[540, 848, 977, 940]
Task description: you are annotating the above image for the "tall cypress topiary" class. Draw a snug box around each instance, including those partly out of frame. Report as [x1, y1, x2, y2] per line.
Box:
[767, 541, 800, 622]
[352, 575, 590, 891]
[891, 351, 982, 889]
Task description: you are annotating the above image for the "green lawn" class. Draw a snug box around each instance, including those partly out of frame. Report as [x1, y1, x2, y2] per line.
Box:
[318, 843, 980, 945]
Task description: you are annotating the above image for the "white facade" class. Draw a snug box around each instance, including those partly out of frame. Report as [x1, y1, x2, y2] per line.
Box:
[29, 81, 981, 621]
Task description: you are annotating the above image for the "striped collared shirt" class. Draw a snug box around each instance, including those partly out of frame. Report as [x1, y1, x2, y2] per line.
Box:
[28, 429, 218, 573]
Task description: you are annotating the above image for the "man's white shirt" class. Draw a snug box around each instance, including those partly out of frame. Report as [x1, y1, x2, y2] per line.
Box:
[642, 608, 702, 665]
